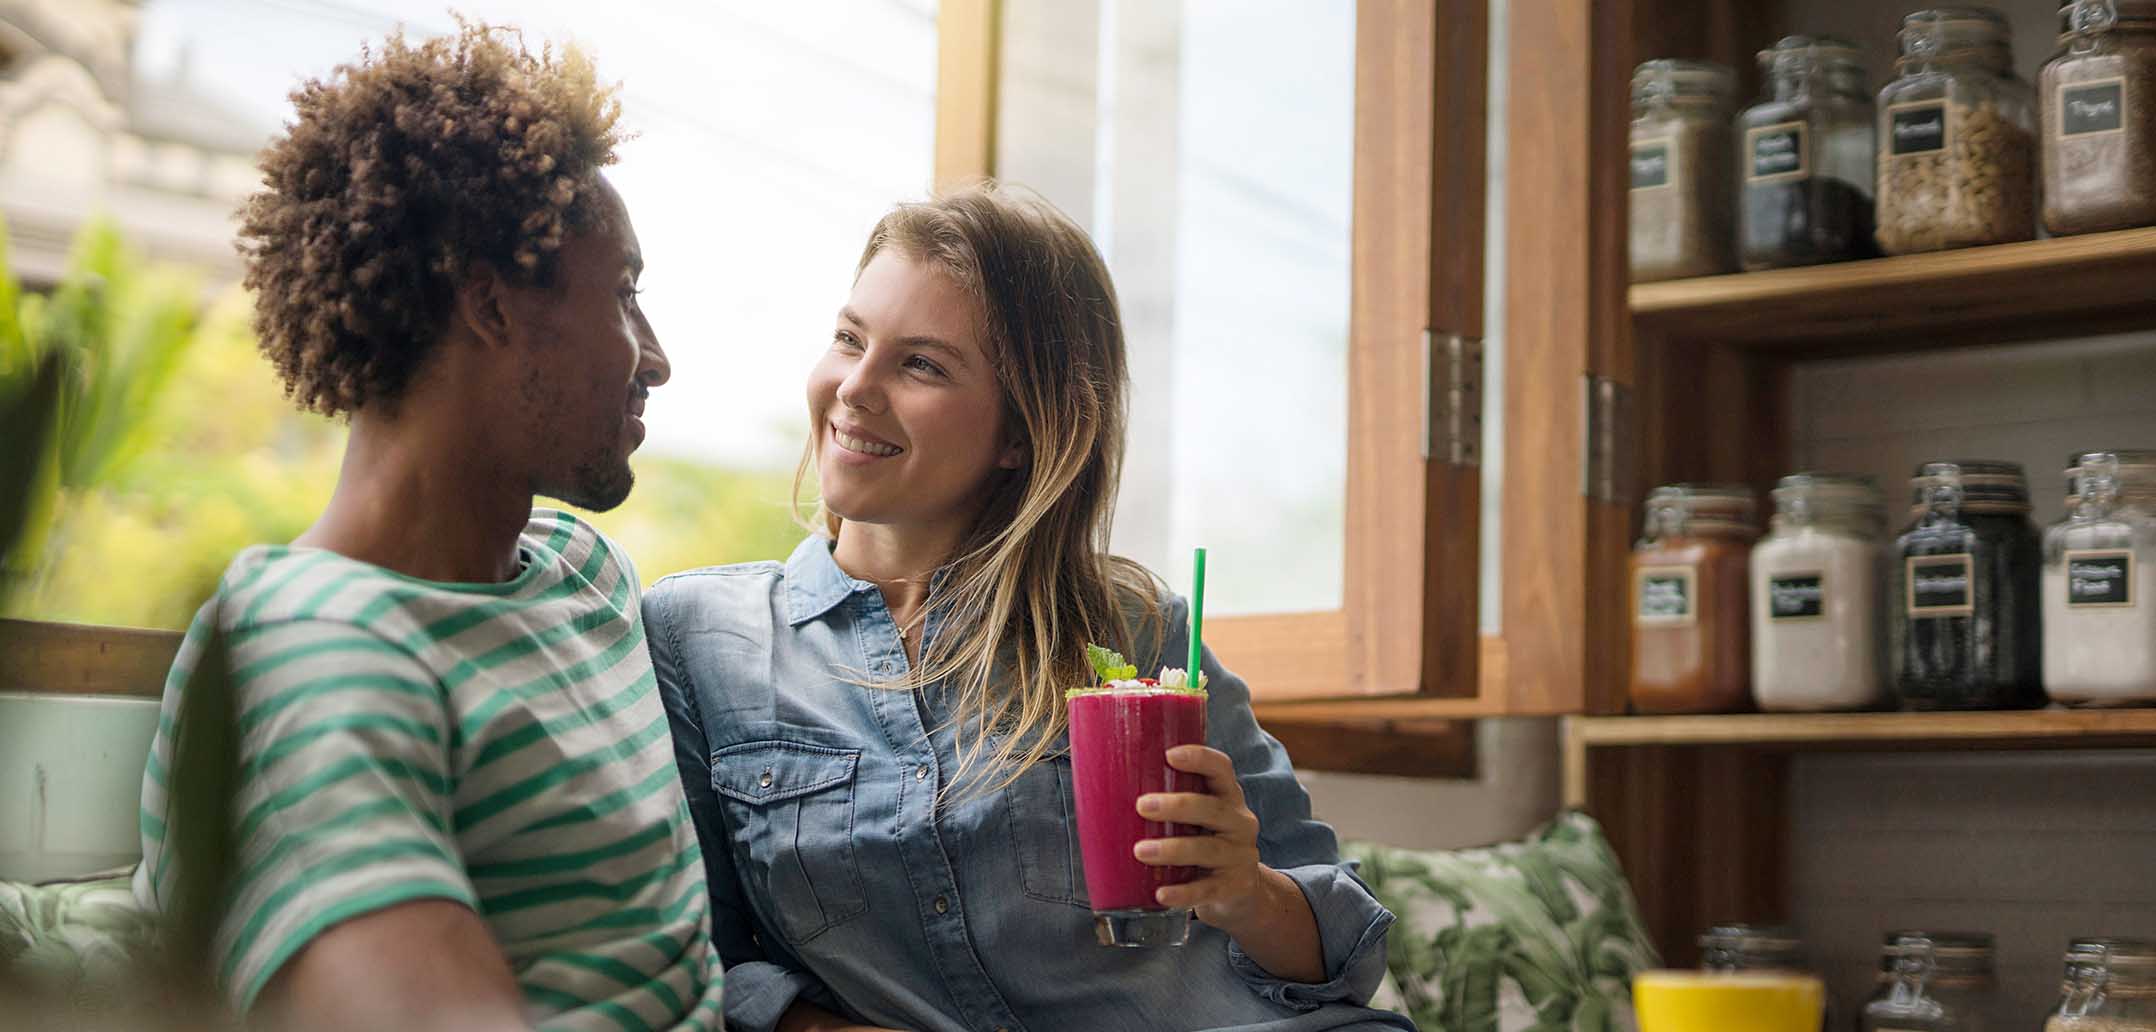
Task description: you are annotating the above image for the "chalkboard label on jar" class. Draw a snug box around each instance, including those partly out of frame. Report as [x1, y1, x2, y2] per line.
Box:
[2066, 549, 2135, 608]
[1888, 102, 1950, 157]
[1746, 121, 1810, 183]
[2060, 78, 2127, 138]
[1630, 140, 1674, 191]
[1906, 554, 1975, 617]
[1636, 565, 1697, 626]
[1768, 573, 1826, 620]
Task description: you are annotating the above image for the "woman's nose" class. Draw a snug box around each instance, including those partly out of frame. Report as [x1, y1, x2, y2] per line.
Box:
[835, 357, 885, 412]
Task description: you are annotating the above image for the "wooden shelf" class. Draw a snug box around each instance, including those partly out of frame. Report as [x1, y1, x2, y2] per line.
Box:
[1568, 708, 2156, 751]
[1630, 228, 2156, 352]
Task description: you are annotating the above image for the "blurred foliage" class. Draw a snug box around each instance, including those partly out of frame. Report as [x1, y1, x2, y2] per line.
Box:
[4, 218, 809, 631]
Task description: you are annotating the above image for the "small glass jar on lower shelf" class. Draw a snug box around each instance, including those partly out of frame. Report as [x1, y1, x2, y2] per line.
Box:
[1630, 485, 1758, 714]
[1752, 473, 1889, 712]
[1890, 461, 2044, 711]
[2044, 451, 2156, 706]
[2049, 939, 2156, 1031]
[1862, 931, 2001, 1032]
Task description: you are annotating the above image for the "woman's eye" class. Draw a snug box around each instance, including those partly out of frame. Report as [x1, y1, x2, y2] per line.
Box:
[906, 356, 946, 377]
[833, 331, 863, 351]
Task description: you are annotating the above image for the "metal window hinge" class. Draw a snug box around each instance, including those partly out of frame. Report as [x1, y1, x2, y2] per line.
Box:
[1582, 374, 1636, 504]
[1422, 330, 1483, 467]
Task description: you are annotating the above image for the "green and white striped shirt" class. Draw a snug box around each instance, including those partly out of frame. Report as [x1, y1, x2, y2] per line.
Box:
[134, 509, 722, 1030]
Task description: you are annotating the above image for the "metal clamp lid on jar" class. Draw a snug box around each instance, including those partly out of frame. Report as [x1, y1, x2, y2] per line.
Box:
[1759, 35, 1867, 77]
[1909, 459, 2032, 516]
[1632, 59, 1737, 109]
[1877, 930, 1999, 987]
[2058, 0, 2156, 41]
[1899, 6, 2017, 69]
[2066, 449, 2156, 503]
[1643, 483, 1759, 539]
[1700, 923, 1808, 969]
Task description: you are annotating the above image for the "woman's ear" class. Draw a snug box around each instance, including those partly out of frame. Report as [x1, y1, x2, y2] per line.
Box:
[997, 437, 1028, 471]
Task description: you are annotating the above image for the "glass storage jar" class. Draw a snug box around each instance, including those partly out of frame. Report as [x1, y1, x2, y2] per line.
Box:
[2049, 939, 2156, 1030]
[1890, 460, 2044, 710]
[1741, 37, 1880, 269]
[1863, 931, 2002, 1032]
[1877, 8, 2039, 254]
[1631, 484, 1757, 714]
[1752, 473, 1889, 712]
[2045, 451, 2156, 705]
[1631, 60, 1739, 282]
[2042, 0, 2156, 235]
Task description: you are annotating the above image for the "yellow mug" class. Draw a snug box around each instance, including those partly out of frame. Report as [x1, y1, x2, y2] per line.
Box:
[1632, 970, 1825, 1032]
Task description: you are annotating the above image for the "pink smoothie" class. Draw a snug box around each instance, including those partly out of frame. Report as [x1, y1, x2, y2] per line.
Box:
[1066, 688, 1208, 912]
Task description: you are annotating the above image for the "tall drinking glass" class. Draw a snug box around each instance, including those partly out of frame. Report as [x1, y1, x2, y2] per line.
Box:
[1065, 683, 1208, 947]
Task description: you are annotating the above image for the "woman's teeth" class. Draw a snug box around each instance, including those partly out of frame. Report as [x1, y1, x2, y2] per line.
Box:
[836, 429, 901, 457]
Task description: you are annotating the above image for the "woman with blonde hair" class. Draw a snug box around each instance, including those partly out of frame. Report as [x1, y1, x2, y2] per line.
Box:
[645, 185, 1409, 1032]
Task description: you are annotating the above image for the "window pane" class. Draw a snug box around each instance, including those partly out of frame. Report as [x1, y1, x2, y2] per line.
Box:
[7, 0, 936, 629]
[998, 0, 1354, 616]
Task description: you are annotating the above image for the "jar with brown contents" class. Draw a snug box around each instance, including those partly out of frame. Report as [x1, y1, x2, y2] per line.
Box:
[1630, 60, 1739, 282]
[2042, 0, 2156, 235]
[1877, 8, 2039, 254]
[1630, 485, 1757, 714]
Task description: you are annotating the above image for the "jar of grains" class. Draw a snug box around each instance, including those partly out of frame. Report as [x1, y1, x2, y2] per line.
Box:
[1890, 460, 2044, 710]
[1863, 931, 2003, 1032]
[2042, 0, 2156, 234]
[1630, 484, 1757, 714]
[1631, 60, 1739, 282]
[2044, 451, 2156, 705]
[1752, 473, 1889, 712]
[2049, 939, 2156, 1031]
[1740, 37, 1881, 269]
[1876, 7, 2039, 254]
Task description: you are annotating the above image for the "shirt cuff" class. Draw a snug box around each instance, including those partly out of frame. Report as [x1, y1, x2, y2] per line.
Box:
[1227, 863, 1395, 1011]
[722, 959, 838, 1032]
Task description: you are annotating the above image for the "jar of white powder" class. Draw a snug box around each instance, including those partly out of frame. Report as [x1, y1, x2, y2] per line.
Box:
[1752, 473, 1889, 711]
[2044, 450, 2156, 705]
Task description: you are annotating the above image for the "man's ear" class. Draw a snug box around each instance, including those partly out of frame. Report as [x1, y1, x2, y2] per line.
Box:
[453, 263, 514, 351]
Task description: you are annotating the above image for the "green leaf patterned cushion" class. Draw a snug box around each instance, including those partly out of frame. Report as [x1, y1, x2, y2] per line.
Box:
[1345, 810, 1660, 1032]
[0, 868, 159, 993]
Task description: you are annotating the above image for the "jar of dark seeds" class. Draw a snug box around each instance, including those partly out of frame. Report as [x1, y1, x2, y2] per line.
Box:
[1631, 60, 1738, 282]
[1740, 37, 1880, 269]
[1877, 8, 2039, 254]
[2042, 0, 2156, 235]
[1891, 460, 2044, 710]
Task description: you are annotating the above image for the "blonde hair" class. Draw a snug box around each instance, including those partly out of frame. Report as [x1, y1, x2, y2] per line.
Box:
[796, 184, 1164, 794]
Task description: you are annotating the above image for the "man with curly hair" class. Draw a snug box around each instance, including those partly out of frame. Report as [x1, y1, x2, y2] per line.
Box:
[132, 21, 723, 1031]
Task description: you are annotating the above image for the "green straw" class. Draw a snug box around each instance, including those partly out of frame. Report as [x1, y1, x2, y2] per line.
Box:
[1187, 547, 1206, 684]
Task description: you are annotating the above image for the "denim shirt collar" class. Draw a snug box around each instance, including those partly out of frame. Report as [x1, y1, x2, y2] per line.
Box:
[784, 535, 876, 625]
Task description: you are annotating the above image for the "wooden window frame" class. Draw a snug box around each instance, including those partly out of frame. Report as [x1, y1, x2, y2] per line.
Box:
[940, 1, 1493, 718]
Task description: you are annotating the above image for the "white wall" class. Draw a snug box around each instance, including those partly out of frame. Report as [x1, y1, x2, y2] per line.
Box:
[1302, 717, 1563, 851]
[0, 694, 160, 882]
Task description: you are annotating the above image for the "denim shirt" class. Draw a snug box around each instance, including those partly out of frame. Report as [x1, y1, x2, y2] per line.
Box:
[644, 537, 1413, 1032]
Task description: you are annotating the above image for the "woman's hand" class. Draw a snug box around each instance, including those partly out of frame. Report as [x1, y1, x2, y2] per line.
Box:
[1134, 745, 1324, 981]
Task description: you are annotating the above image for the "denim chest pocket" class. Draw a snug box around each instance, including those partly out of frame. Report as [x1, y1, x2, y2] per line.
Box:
[1003, 741, 1090, 909]
[712, 740, 869, 945]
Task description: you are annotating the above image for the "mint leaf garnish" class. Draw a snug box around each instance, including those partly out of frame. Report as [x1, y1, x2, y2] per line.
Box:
[1085, 643, 1138, 683]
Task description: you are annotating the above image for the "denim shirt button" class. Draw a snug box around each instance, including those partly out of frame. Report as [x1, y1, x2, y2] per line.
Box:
[933, 895, 950, 914]
[915, 763, 930, 781]
[758, 768, 773, 789]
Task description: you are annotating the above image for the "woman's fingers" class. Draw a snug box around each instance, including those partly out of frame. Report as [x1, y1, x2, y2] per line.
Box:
[1153, 873, 1239, 910]
[1134, 791, 1247, 834]
[1164, 745, 1246, 806]
[1132, 832, 1247, 868]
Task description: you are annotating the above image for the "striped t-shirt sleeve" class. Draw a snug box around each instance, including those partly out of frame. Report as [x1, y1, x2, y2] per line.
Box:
[210, 618, 475, 1010]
